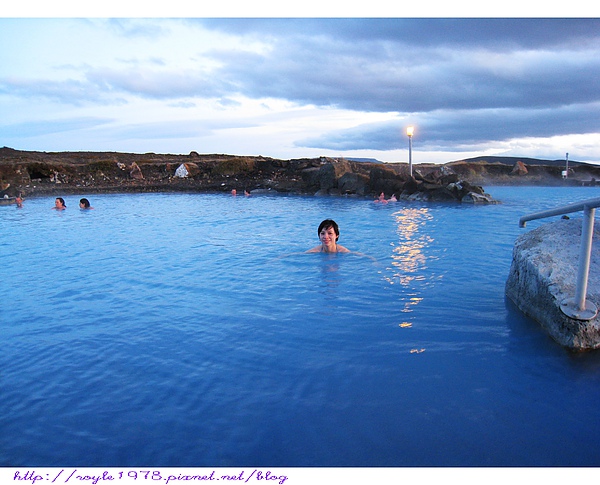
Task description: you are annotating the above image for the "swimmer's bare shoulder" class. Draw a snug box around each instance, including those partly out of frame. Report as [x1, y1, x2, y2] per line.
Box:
[305, 245, 350, 253]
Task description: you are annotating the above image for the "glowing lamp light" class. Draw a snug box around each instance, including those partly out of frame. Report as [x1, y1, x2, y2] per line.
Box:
[406, 126, 414, 176]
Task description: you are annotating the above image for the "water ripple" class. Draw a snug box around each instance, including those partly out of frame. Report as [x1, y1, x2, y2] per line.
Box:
[2, 189, 600, 466]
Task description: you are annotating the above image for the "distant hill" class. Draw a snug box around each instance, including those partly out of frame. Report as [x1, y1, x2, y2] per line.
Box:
[346, 157, 384, 164]
[449, 155, 581, 167]
[349, 155, 587, 168]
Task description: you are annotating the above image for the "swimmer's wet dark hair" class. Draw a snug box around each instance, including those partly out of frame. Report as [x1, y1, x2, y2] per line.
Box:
[318, 219, 340, 241]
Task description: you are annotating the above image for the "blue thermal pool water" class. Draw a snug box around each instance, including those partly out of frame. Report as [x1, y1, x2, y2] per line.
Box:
[1, 186, 600, 467]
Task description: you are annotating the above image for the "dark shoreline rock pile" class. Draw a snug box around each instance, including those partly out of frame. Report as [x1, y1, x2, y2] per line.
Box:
[2, 147, 599, 203]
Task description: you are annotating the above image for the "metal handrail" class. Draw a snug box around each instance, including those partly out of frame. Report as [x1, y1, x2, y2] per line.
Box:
[519, 196, 600, 321]
[519, 196, 600, 228]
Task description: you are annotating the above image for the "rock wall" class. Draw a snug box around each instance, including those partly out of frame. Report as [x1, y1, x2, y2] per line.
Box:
[0, 148, 498, 203]
[506, 218, 600, 351]
[447, 159, 600, 186]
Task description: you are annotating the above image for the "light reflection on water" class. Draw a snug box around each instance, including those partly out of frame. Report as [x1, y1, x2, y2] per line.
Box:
[386, 207, 435, 323]
[388, 207, 434, 283]
[2, 187, 600, 467]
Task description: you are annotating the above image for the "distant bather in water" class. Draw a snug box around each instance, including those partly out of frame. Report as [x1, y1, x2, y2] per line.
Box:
[79, 198, 93, 209]
[52, 197, 66, 210]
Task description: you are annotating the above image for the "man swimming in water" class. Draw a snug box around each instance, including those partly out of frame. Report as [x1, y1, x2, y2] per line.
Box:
[306, 219, 350, 253]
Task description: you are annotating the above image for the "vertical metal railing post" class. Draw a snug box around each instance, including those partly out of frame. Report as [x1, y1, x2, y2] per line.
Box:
[558, 204, 598, 320]
[575, 205, 595, 310]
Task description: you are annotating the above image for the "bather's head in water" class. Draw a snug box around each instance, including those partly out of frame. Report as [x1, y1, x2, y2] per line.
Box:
[318, 219, 340, 241]
[53, 197, 66, 210]
[307, 219, 350, 253]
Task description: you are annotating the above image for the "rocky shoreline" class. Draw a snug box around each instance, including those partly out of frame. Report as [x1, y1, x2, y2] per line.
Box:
[2, 147, 599, 203]
[506, 218, 600, 351]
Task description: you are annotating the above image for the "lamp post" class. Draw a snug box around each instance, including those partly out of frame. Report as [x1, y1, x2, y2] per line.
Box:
[406, 126, 414, 177]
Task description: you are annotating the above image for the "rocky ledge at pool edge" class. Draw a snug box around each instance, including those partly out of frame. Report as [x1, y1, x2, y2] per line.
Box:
[506, 218, 600, 351]
[2, 147, 600, 202]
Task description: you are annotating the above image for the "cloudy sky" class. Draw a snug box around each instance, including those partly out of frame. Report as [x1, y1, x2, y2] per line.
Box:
[1, 14, 600, 164]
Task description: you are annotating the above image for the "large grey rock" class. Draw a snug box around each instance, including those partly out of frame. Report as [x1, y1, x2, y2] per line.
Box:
[461, 191, 498, 204]
[338, 172, 369, 195]
[505, 218, 600, 351]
